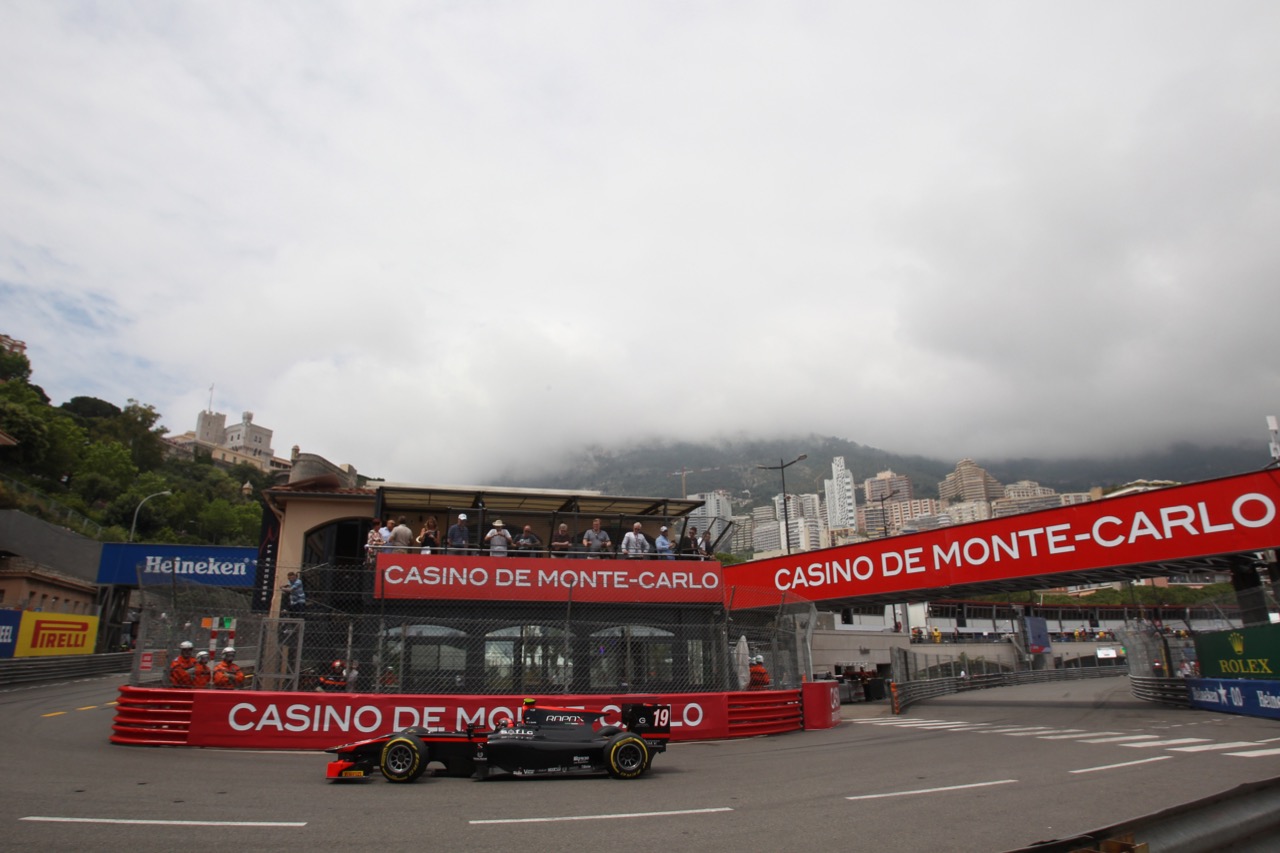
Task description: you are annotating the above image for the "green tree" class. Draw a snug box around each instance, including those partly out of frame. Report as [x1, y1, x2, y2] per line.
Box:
[0, 350, 32, 383]
[74, 440, 139, 504]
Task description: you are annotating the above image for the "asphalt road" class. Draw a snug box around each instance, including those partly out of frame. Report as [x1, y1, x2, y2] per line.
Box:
[4, 674, 1279, 852]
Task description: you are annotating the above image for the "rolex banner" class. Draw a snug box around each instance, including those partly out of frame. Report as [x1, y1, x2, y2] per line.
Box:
[1194, 625, 1280, 680]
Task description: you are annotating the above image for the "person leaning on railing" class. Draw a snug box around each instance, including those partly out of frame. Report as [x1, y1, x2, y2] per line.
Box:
[550, 523, 574, 557]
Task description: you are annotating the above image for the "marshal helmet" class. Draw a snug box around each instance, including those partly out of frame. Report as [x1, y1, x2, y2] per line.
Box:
[222, 647, 236, 658]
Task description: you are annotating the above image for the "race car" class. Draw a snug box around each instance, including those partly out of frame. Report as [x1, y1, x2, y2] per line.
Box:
[325, 701, 671, 783]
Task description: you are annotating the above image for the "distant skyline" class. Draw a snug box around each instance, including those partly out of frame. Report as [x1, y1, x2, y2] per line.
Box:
[3, 3, 1279, 485]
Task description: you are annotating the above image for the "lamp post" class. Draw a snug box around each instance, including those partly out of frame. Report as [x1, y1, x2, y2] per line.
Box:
[129, 490, 172, 543]
[758, 454, 807, 554]
[873, 489, 898, 539]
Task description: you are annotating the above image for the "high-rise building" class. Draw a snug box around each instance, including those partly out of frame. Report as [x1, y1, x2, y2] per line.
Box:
[938, 459, 1004, 505]
[688, 490, 735, 549]
[861, 471, 913, 536]
[824, 457, 858, 532]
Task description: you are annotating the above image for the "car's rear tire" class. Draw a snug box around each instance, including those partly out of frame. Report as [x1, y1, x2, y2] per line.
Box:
[606, 734, 649, 779]
[380, 734, 428, 783]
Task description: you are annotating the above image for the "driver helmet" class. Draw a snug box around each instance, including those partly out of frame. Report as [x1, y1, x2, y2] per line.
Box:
[331, 660, 345, 671]
[222, 647, 236, 659]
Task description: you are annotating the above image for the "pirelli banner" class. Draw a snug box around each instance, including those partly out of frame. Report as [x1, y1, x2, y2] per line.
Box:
[375, 554, 724, 604]
[9, 613, 99, 657]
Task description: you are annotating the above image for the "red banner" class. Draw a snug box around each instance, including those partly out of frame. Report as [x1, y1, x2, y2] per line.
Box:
[375, 554, 724, 604]
[727, 469, 1280, 607]
[188, 690, 730, 748]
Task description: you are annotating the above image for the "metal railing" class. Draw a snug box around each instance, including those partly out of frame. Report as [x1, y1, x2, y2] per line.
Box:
[891, 665, 1129, 714]
[0, 651, 133, 686]
[1129, 675, 1191, 707]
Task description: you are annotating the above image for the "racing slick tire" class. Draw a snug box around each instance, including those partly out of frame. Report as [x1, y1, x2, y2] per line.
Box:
[605, 734, 650, 780]
[380, 734, 429, 783]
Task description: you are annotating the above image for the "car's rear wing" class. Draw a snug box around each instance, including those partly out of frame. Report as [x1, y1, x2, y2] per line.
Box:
[620, 703, 671, 740]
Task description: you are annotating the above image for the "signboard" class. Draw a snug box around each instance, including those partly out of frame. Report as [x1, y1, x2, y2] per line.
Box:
[188, 691, 728, 748]
[0, 610, 22, 659]
[374, 554, 724, 604]
[1194, 624, 1280, 680]
[1188, 677, 1280, 721]
[725, 469, 1280, 607]
[1026, 616, 1052, 654]
[98, 544, 258, 588]
[14, 614, 99, 657]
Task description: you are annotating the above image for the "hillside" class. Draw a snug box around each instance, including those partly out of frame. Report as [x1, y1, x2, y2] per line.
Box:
[498, 434, 1267, 511]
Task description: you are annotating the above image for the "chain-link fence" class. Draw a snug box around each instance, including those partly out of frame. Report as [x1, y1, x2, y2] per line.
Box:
[130, 560, 813, 695]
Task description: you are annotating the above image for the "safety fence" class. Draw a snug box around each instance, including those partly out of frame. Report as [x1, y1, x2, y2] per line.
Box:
[128, 563, 813, 698]
[1129, 675, 1191, 707]
[890, 665, 1130, 714]
[0, 651, 133, 686]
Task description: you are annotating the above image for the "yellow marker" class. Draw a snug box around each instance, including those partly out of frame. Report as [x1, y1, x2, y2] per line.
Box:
[77, 705, 98, 711]
[42, 712, 67, 718]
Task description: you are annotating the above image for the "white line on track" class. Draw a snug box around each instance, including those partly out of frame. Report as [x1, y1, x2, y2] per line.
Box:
[846, 779, 1017, 801]
[22, 817, 306, 827]
[1069, 756, 1171, 774]
[471, 807, 734, 825]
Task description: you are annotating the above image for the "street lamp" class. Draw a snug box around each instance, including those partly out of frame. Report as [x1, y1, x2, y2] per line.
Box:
[873, 489, 899, 539]
[129, 490, 172, 543]
[758, 455, 807, 554]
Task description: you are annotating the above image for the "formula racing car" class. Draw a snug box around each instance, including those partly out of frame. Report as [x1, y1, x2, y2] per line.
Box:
[325, 701, 671, 783]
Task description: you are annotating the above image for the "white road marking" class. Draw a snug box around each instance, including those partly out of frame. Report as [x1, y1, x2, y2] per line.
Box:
[1120, 738, 1211, 748]
[22, 817, 306, 827]
[846, 779, 1017, 801]
[1076, 734, 1160, 744]
[1069, 756, 1171, 774]
[1168, 742, 1261, 752]
[471, 807, 734, 825]
[1224, 746, 1280, 757]
[1039, 731, 1121, 740]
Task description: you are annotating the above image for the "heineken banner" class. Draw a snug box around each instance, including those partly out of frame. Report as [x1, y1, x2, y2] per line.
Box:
[1194, 624, 1280, 680]
[1187, 677, 1280, 721]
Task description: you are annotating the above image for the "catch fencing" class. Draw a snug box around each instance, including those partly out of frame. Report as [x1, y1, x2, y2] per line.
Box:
[129, 560, 813, 697]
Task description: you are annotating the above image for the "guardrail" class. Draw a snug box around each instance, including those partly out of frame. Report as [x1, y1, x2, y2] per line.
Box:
[726, 689, 803, 737]
[1129, 675, 1191, 707]
[0, 651, 133, 686]
[891, 665, 1130, 714]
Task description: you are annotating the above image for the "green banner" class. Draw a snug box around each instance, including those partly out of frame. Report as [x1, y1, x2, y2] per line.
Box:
[1195, 625, 1280, 680]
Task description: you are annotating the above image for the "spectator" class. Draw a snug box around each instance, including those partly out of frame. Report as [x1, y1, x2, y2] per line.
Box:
[280, 571, 305, 615]
[416, 517, 440, 554]
[582, 518, 611, 558]
[485, 519, 514, 556]
[697, 529, 713, 559]
[550, 523, 574, 556]
[514, 524, 542, 556]
[192, 651, 212, 688]
[679, 526, 701, 559]
[655, 526, 674, 559]
[365, 520, 383, 565]
[169, 641, 197, 687]
[212, 647, 245, 689]
[446, 513, 470, 554]
[378, 519, 393, 545]
[620, 522, 651, 558]
[389, 517, 415, 553]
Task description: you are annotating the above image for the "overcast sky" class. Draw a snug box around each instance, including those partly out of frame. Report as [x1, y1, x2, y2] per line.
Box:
[4, 2, 1279, 484]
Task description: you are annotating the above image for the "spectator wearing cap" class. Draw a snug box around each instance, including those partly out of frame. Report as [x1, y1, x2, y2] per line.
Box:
[485, 519, 513, 556]
[655, 525, 674, 560]
[447, 513, 470, 554]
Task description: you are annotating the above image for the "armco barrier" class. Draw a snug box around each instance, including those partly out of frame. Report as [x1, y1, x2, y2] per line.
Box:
[726, 690, 803, 737]
[1130, 675, 1190, 707]
[111, 686, 816, 748]
[0, 651, 132, 686]
[111, 686, 194, 746]
[892, 666, 1130, 714]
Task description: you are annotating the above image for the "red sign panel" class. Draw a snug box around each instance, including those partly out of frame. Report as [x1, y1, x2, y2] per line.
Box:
[187, 690, 729, 748]
[727, 469, 1280, 606]
[374, 554, 724, 604]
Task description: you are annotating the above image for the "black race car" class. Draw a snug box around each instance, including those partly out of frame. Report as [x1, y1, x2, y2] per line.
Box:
[325, 702, 671, 783]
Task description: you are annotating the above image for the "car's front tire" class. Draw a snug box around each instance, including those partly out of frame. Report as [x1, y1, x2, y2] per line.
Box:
[606, 734, 649, 779]
[380, 734, 428, 783]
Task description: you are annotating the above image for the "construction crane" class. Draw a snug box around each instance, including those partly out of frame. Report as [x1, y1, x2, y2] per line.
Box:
[669, 467, 719, 499]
